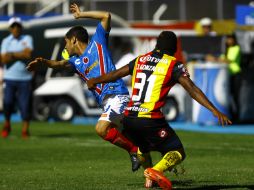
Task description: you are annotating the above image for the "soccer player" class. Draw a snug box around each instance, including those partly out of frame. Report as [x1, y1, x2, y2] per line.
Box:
[26, 4, 140, 171]
[86, 31, 232, 189]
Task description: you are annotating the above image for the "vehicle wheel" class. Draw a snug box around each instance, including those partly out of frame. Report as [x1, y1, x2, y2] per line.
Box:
[162, 97, 179, 121]
[33, 99, 50, 121]
[51, 98, 76, 121]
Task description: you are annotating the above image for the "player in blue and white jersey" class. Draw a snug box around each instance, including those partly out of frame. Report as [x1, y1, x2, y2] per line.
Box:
[27, 3, 140, 171]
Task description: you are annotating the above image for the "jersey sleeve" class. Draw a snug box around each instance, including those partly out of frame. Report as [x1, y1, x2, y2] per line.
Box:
[24, 35, 33, 50]
[1, 38, 8, 54]
[128, 58, 137, 75]
[68, 56, 79, 69]
[91, 23, 109, 45]
[172, 61, 190, 82]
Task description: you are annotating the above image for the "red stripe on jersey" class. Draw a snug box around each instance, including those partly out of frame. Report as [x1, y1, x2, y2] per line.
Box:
[151, 60, 177, 118]
[96, 42, 106, 90]
[77, 70, 102, 94]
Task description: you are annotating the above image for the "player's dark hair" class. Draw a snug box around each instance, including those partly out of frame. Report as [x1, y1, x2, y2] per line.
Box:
[65, 26, 88, 43]
[155, 31, 177, 55]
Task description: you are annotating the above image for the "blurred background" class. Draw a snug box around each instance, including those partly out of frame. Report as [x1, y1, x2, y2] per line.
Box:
[0, 0, 254, 125]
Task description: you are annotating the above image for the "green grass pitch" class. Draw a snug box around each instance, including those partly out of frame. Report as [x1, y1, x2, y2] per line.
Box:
[0, 122, 253, 190]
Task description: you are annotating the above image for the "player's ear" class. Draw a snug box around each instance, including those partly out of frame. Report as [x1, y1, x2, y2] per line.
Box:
[73, 37, 77, 44]
[71, 37, 77, 45]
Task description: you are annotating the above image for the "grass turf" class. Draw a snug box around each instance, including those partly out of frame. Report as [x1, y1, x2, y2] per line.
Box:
[0, 122, 253, 190]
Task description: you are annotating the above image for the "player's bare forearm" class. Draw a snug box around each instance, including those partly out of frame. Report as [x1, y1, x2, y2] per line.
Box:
[87, 65, 129, 90]
[179, 76, 218, 113]
[26, 57, 68, 71]
[179, 76, 232, 125]
[70, 3, 111, 31]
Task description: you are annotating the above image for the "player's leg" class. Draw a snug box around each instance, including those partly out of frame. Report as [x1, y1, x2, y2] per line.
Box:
[96, 95, 140, 171]
[153, 148, 185, 172]
[1, 80, 16, 138]
[95, 120, 137, 153]
[95, 120, 140, 171]
[17, 81, 32, 138]
[144, 119, 185, 189]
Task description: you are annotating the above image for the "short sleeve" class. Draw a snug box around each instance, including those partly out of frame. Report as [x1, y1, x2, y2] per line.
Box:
[1, 38, 8, 54]
[128, 58, 137, 75]
[91, 23, 109, 45]
[68, 56, 79, 69]
[172, 62, 190, 82]
[23, 35, 33, 50]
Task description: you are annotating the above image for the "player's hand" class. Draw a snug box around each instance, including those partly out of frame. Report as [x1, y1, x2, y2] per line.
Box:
[87, 78, 97, 90]
[212, 110, 232, 126]
[70, 3, 81, 19]
[26, 57, 44, 71]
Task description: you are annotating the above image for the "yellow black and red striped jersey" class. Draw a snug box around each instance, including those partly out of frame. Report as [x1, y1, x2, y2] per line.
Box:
[124, 50, 189, 119]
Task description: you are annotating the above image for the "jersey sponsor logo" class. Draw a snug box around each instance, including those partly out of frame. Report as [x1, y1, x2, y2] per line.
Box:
[136, 64, 165, 73]
[158, 129, 168, 138]
[139, 55, 168, 64]
[125, 106, 148, 112]
[75, 58, 81, 65]
[85, 61, 98, 75]
[83, 57, 89, 64]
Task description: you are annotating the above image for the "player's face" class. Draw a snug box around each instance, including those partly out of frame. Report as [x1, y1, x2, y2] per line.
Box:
[64, 37, 76, 56]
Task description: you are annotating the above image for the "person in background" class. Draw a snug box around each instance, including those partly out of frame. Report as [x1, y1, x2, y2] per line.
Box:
[1, 17, 33, 138]
[219, 34, 242, 121]
[199, 17, 217, 36]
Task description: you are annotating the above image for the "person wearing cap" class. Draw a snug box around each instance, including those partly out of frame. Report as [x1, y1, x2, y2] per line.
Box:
[1, 17, 33, 138]
[199, 17, 217, 36]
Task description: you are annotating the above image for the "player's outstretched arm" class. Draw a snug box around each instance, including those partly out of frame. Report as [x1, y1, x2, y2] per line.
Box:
[178, 75, 232, 126]
[26, 57, 69, 71]
[70, 3, 111, 32]
[87, 65, 129, 90]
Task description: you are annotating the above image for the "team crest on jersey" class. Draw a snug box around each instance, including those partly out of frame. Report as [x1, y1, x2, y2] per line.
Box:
[158, 129, 168, 138]
[83, 57, 89, 64]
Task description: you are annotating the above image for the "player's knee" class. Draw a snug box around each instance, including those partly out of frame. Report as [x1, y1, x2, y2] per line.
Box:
[95, 123, 109, 138]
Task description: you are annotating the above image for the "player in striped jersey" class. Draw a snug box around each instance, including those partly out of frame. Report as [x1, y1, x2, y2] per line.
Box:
[87, 31, 232, 189]
[27, 4, 140, 171]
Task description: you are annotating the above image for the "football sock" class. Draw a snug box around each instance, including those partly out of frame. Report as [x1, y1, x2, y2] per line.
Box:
[103, 128, 138, 153]
[153, 151, 183, 172]
[137, 148, 153, 169]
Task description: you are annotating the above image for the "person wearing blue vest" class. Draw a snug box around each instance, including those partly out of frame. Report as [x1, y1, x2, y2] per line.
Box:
[1, 17, 33, 139]
[27, 4, 140, 171]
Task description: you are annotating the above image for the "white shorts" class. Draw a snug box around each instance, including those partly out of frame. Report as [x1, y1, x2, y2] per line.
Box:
[99, 94, 129, 128]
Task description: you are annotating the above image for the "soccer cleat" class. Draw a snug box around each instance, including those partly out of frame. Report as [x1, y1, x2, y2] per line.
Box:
[129, 153, 141, 172]
[1, 125, 11, 138]
[144, 168, 172, 190]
